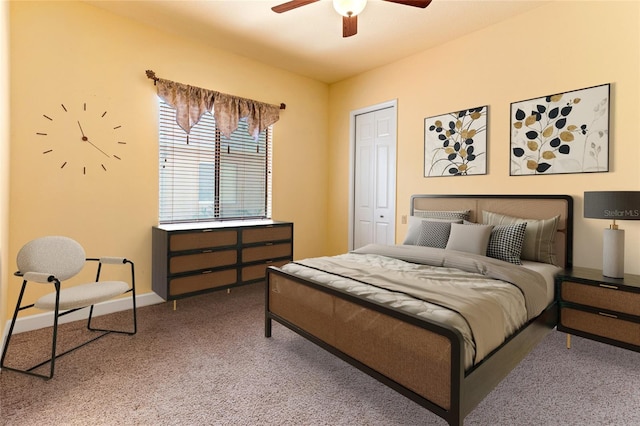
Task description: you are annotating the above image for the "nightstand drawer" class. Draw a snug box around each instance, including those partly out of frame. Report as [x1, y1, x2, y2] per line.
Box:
[561, 307, 640, 348]
[561, 281, 640, 317]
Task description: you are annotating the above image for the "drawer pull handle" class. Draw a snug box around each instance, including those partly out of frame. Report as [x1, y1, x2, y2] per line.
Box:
[598, 312, 618, 319]
[266, 260, 273, 264]
[202, 250, 213, 253]
[599, 284, 619, 290]
[265, 242, 273, 246]
[202, 229, 214, 233]
[202, 270, 213, 274]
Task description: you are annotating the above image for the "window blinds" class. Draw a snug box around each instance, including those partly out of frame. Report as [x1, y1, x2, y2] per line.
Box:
[159, 101, 272, 223]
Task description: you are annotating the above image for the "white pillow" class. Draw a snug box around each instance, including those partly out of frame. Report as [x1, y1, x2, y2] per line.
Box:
[445, 223, 493, 255]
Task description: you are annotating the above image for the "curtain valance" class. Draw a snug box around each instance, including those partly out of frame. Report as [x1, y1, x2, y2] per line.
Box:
[146, 70, 283, 139]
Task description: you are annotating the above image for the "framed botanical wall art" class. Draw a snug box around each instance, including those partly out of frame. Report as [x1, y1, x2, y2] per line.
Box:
[510, 83, 610, 175]
[424, 106, 487, 177]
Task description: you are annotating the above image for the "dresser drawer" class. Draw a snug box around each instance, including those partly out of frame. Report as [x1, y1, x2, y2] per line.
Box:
[242, 225, 292, 244]
[169, 269, 237, 296]
[242, 260, 290, 282]
[169, 250, 237, 274]
[242, 243, 292, 263]
[561, 307, 640, 348]
[169, 230, 237, 252]
[561, 281, 640, 317]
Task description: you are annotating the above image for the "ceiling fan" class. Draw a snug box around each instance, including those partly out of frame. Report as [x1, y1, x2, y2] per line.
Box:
[271, 0, 433, 38]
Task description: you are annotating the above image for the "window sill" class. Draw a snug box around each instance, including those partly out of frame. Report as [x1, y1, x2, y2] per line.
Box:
[156, 219, 278, 232]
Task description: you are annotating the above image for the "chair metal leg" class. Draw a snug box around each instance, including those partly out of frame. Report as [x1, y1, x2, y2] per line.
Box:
[1, 280, 60, 380]
[1, 281, 29, 370]
[130, 260, 137, 334]
[47, 281, 61, 379]
[87, 260, 137, 335]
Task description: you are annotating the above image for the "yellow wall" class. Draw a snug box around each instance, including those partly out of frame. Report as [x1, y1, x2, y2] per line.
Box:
[1, 0, 10, 333]
[6, 1, 329, 317]
[328, 1, 640, 274]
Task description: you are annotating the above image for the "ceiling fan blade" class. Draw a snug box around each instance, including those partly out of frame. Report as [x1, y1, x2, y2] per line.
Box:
[382, 0, 432, 8]
[271, 0, 320, 13]
[343, 15, 358, 38]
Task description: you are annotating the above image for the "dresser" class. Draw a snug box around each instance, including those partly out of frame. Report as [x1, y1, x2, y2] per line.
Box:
[152, 221, 293, 301]
[556, 267, 640, 352]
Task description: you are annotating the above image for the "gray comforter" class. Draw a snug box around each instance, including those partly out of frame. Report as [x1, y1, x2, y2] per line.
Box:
[286, 244, 548, 365]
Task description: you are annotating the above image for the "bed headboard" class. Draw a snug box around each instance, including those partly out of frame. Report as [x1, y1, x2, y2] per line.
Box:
[410, 194, 573, 268]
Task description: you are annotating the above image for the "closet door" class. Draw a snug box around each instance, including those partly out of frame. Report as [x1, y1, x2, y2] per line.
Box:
[353, 106, 396, 249]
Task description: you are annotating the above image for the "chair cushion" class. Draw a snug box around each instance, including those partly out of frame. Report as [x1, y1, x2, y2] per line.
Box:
[35, 281, 129, 311]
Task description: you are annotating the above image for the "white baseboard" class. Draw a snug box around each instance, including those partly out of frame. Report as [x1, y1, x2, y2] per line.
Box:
[1, 292, 165, 351]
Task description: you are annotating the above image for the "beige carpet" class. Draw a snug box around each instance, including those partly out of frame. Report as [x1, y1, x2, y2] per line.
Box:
[1, 283, 639, 425]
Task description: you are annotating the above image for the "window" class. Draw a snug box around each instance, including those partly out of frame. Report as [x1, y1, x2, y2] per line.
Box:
[159, 101, 272, 223]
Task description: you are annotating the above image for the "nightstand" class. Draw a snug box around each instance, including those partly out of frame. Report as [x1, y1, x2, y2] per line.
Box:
[556, 266, 640, 352]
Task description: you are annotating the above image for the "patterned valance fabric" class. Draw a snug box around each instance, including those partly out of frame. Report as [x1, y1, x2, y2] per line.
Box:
[156, 78, 280, 139]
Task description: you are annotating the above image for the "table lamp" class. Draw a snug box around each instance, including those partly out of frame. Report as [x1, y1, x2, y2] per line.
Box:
[584, 191, 640, 278]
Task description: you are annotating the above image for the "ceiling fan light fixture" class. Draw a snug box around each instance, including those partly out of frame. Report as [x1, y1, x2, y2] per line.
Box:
[333, 0, 367, 17]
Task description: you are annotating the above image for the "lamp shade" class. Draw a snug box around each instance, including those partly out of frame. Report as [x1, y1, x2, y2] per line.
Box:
[584, 191, 640, 220]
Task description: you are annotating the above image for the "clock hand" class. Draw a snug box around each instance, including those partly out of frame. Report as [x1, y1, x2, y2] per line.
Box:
[77, 121, 88, 141]
[86, 140, 111, 158]
[78, 120, 110, 157]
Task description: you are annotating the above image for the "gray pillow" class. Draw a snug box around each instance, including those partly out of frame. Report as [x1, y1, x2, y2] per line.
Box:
[416, 221, 452, 249]
[445, 223, 493, 255]
[413, 209, 470, 221]
[403, 216, 462, 245]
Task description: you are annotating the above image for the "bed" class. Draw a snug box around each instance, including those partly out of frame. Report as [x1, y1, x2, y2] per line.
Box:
[265, 194, 573, 425]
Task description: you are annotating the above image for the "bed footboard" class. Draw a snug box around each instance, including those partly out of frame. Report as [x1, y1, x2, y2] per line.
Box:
[265, 267, 465, 425]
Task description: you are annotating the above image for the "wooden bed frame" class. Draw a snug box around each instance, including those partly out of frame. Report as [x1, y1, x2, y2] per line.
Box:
[265, 194, 573, 425]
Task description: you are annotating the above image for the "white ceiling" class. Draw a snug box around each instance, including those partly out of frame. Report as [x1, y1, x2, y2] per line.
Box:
[87, 0, 549, 84]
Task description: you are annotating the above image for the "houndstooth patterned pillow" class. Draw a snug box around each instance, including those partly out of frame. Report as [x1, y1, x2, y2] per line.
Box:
[486, 222, 527, 265]
[416, 221, 452, 249]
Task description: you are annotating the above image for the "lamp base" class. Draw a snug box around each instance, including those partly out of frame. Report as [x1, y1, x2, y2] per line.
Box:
[603, 228, 624, 279]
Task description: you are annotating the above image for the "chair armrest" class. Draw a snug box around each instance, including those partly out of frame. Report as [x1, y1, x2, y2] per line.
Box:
[99, 257, 127, 264]
[87, 257, 128, 264]
[23, 272, 56, 283]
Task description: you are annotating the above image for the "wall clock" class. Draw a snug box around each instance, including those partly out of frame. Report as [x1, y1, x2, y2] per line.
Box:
[36, 102, 126, 174]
